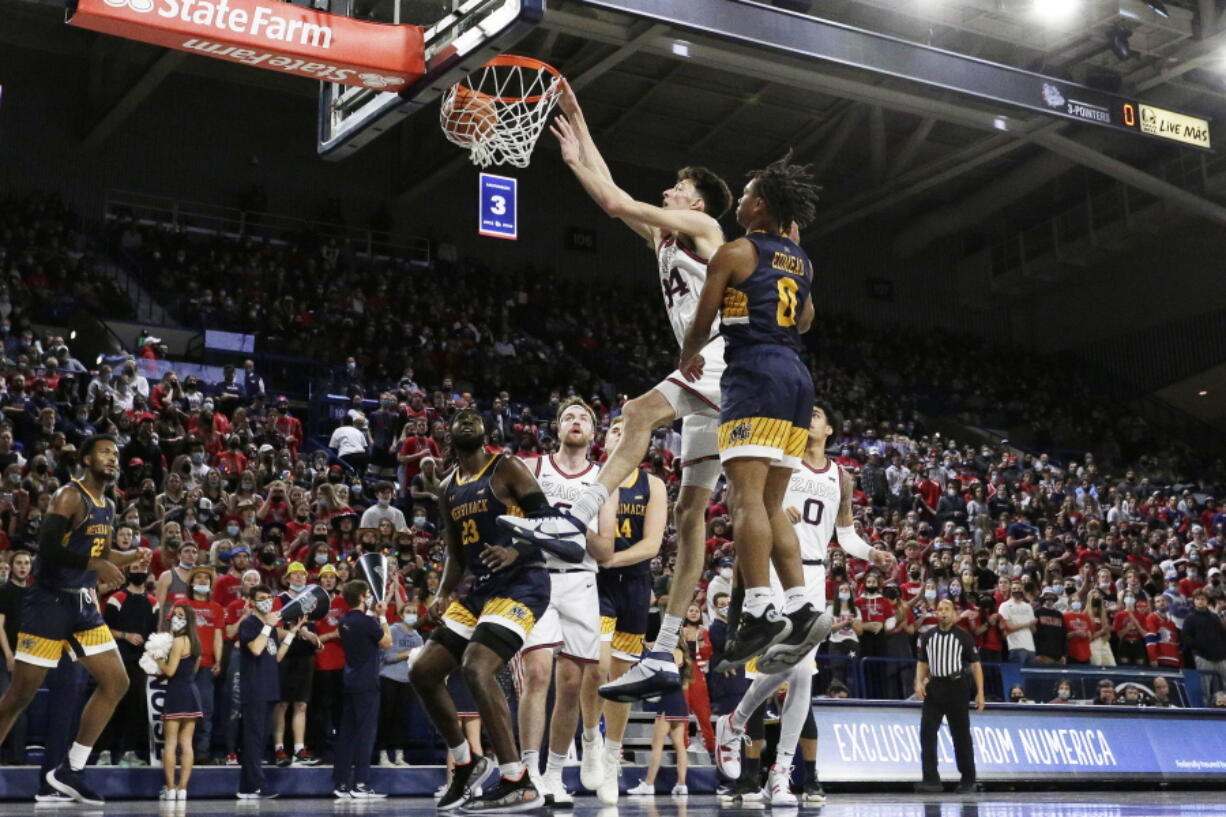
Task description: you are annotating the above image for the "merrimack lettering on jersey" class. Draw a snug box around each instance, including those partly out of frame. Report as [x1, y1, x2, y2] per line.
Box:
[617, 502, 648, 516]
[450, 499, 489, 520]
[86, 523, 111, 536]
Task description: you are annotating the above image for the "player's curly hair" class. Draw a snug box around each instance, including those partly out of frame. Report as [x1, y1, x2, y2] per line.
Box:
[678, 166, 733, 219]
[747, 149, 822, 230]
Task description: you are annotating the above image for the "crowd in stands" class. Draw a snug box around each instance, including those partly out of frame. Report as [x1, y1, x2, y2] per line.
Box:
[0, 188, 1220, 773]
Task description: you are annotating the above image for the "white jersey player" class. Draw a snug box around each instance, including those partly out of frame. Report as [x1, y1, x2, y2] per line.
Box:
[500, 82, 734, 702]
[713, 404, 897, 806]
[514, 399, 610, 804]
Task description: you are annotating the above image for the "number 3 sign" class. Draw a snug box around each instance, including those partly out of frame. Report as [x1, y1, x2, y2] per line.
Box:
[479, 173, 518, 240]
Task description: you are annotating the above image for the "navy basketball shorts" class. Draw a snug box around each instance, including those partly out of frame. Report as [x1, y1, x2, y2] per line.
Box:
[597, 570, 651, 661]
[652, 687, 690, 722]
[16, 584, 116, 668]
[718, 345, 814, 470]
[440, 566, 551, 649]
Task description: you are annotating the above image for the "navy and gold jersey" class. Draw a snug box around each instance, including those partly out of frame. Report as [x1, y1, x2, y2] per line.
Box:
[608, 469, 652, 578]
[720, 231, 813, 355]
[443, 454, 532, 586]
[34, 480, 113, 590]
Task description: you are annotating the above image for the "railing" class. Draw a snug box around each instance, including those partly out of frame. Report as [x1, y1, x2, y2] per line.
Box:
[103, 189, 431, 266]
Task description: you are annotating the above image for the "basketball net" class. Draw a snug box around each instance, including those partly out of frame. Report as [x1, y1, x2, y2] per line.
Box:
[440, 55, 562, 169]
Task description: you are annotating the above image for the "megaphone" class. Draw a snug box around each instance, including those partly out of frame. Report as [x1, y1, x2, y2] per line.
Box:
[356, 553, 390, 606]
[279, 584, 330, 622]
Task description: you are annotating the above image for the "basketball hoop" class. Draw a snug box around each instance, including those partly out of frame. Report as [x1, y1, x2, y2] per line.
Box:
[440, 54, 563, 169]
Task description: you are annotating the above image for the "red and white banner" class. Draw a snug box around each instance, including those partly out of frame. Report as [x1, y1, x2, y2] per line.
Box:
[67, 0, 425, 91]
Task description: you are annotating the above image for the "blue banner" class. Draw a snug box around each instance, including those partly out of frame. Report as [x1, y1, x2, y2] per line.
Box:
[478, 173, 517, 240]
[812, 701, 1226, 781]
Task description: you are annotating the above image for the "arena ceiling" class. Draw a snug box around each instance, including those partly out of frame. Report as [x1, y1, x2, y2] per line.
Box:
[5, 0, 1226, 251]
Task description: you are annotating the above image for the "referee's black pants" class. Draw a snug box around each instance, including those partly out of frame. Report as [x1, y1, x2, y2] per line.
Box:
[920, 677, 975, 784]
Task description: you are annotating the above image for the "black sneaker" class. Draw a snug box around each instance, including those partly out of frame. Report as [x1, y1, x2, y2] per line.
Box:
[439, 755, 494, 811]
[757, 604, 834, 675]
[461, 772, 542, 813]
[915, 782, 944, 793]
[802, 780, 826, 804]
[718, 776, 765, 805]
[236, 790, 279, 800]
[955, 780, 979, 794]
[45, 760, 104, 806]
[351, 783, 388, 799]
[714, 605, 791, 670]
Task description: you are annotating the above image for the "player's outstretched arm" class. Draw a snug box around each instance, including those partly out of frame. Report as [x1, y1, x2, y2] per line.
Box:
[553, 115, 721, 249]
[557, 79, 615, 184]
[835, 469, 896, 572]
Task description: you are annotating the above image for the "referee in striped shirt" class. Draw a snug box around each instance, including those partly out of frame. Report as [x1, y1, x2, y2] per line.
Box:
[914, 599, 984, 794]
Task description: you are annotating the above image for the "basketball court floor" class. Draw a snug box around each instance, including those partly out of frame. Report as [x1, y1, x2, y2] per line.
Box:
[8, 792, 1225, 817]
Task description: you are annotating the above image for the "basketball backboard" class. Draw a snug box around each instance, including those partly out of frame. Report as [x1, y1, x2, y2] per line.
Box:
[317, 0, 543, 159]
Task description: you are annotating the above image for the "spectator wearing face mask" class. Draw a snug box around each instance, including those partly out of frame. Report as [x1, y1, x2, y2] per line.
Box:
[1144, 595, 1182, 669]
[236, 584, 296, 799]
[359, 482, 406, 531]
[310, 565, 346, 762]
[825, 582, 862, 693]
[998, 580, 1037, 665]
[1183, 589, 1226, 705]
[184, 567, 224, 762]
[706, 592, 749, 713]
[705, 558, 734, 620]
[99, 567, 158, 766]
[155, 540, 201, 620]
[855, 573, 895, 698]
[273, 562, 323, 766]
[378, 603, 422, 767]
[1112, 593, 1150, 666]
[1048, 680, 1074, 704]
[1032, 591, 1067, 665]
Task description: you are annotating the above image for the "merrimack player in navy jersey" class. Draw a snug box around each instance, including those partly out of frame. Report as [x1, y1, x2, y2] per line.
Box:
[410, 409, 583, 813]
[590, 417, 666, 804]
[0, 434, 151, 805]
[679, 152, 827, 668]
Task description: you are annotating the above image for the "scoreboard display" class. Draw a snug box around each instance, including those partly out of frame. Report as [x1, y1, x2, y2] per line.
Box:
[1038, 79, 1211, 151]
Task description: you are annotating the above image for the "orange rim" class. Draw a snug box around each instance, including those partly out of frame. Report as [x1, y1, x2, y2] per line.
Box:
[451, 54, 562, 105]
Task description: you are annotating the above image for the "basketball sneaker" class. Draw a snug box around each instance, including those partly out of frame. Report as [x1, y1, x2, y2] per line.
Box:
[718, 777, 766, 805]
[496, 513, 587, 563]
[460, 772, 541, 813]
[351, 783, 388, 799]
[626, 779, 654, 796]
[597, 747, 620, 805]
[438, 755, 493, 811]
[580, 732, 604, 790]
[46, 760, 104, 806]
[714, 714, 746, 780]
[598, 651, 681, 702]
[768, 766, 797, 806]
[671, 784, 688, 797]
[543, 769, 573, 807]
[333, 785, 352, 799]
[713, 605, 791, 670]
[803, 780, 827, 804]
[756, 604, 834, 675]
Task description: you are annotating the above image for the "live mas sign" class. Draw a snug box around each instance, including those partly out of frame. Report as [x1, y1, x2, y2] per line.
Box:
[68, 0, 425, 90]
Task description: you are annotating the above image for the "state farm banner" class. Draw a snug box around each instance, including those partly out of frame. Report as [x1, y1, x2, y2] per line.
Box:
[67, 0, 425, 91]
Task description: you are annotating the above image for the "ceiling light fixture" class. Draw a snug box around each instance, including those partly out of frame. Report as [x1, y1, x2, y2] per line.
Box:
[1145, 0, 1169, 18]
[1033, 0, 1080, 21]
[1199, 390, 1209, 396]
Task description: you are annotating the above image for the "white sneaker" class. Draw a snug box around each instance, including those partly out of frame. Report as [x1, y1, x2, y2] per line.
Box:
[714, 713, 745, 780]
[770, 766, 798, 806]
[544, 771, 573, 806]
[528, 764, 548, 803]
[97, 751, 111, 766]
[626, 779, 654, 796]
[599, 651, 681, 702]
[672, 784, 688, 797]
[159, 788, 175, 801]
[379, 751, 392, 767]
[394, 752, 409, 767]
[176, 789, 187, 802]
[597, 747, 620, 805]
[580, 732, 604, 790]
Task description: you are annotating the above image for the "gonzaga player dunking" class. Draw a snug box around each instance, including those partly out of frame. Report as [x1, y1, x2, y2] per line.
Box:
[504, 82, 734, 702]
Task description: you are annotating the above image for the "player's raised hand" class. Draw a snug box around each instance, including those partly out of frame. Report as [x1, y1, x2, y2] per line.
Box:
[480, 544, 521, 572]
[550, 116, 582, 166]
[678, 353, 705, 383]
[134, 547, 153, 572]
[557, 78, 581, 119]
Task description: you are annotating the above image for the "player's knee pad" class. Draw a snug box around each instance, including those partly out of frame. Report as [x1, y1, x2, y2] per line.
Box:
[470, 622, 523, 664]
